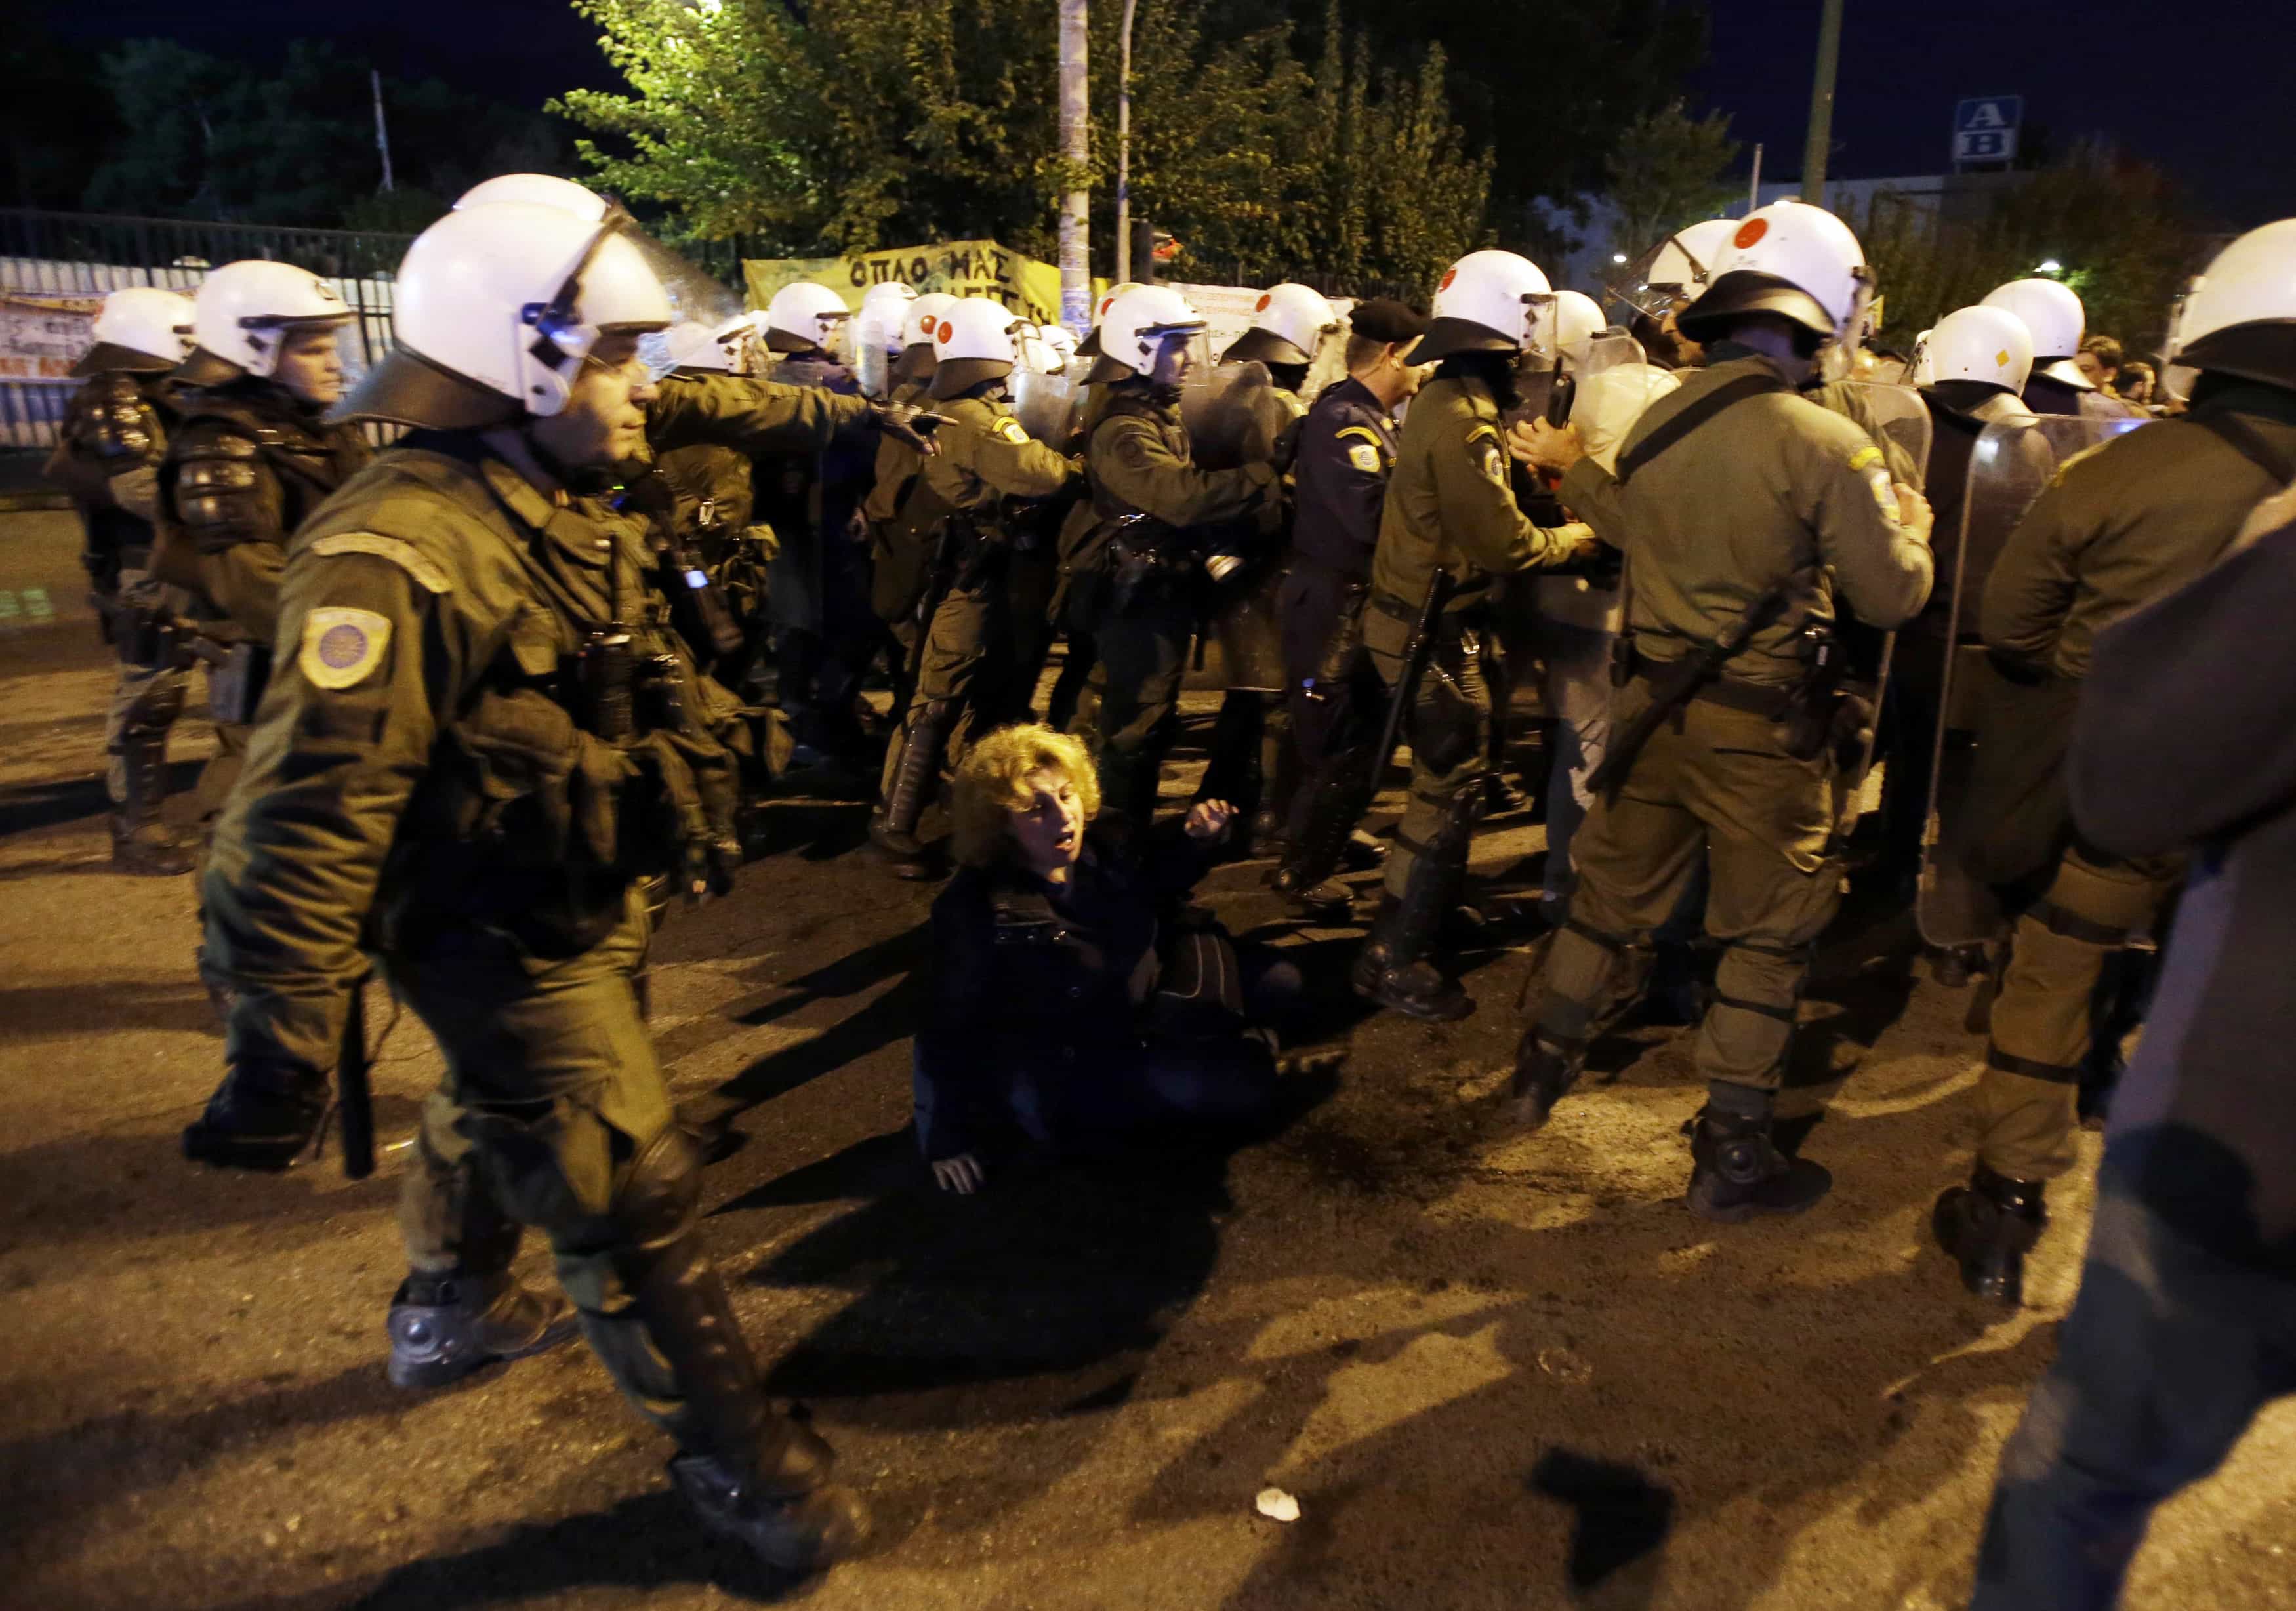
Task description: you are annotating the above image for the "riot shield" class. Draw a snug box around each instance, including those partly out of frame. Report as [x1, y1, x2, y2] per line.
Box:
[1209, 562, 1290, 692]
[1561, 331, 1675, 474]
[1181, 361, 1295, 471]
[853, 313, 896, 399]
[1917, 414, 2154, 948]
[1008, 335, 1080, 444]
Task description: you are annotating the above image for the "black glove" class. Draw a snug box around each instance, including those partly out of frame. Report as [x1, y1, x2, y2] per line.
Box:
[182, 1059, 329, 1172]
[872, 400, 947, 455]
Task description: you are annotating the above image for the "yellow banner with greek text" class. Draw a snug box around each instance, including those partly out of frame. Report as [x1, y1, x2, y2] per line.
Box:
[743, 241, 1095, 330]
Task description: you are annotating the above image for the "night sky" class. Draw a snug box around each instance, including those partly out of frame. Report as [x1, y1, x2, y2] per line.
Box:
[44, 0, 2295, 227]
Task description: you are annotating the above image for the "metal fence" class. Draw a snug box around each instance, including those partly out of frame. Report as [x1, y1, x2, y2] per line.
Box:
[1, 209, 416, 449]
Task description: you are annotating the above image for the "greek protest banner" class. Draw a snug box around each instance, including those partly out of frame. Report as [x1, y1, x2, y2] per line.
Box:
[745, 241, 1079, 329]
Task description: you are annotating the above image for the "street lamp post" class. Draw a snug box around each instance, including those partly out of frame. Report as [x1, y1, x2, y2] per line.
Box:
[1116, 0, 1138, 284]
[1801, 0, 1844, 208]
[1058, 0, 1092, 332]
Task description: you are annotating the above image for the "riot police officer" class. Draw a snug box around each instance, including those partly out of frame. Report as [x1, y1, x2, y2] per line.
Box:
[1982, 278, 2141, 421]
[1934, 222, 2296, 1303]
[45, 287, 199, 874]
[1511, 202, 1935, 1220]
[1345, 251, 1600, 1021]
[182, 199, 867, 1574]
[758, 281, 882, 767]
[1192, 283, 1340, 844]
[864, 291, 960, 710]
[868, 298, 1078, 873]
[1057, 285, 1286, 836]
[1875, 305, 2038, 897]
[1266, 296, 1427, 919]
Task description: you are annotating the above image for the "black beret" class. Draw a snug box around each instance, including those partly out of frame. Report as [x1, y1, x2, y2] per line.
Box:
[1346, 297, 1429, 345]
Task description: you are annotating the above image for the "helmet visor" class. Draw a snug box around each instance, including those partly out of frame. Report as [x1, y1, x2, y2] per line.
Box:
[1145, 326, 1212, 388]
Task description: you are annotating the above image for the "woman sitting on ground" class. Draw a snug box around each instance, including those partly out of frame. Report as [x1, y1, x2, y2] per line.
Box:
[913, 723, 1300, 1194]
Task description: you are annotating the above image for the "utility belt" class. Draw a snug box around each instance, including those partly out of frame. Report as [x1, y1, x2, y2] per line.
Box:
[1107, 516, 1251, 615]
[94, 593, 270, 722]
[1619, 620, 1855, 764]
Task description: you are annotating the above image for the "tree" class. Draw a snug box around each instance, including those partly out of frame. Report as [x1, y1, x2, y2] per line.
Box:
[1603, 100, 1740, 255]
[1858, 143, 2204, 357]
[556, 0, 1489, 286]
[77, 39, 567, 230]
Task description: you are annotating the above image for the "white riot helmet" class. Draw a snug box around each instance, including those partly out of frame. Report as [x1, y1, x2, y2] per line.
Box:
[1225, 283, 1340, 368]
[858, 282, 920, 350]
[178, 261, 354, 386]
[1616, 216, 1740, 317]
[1075, 281, 1146, 359]
[2165, 219, 2296, 392]
[1982, 278, 2089, 389]
[334, 201, 672, 430]
[453, 173, 611, 222]
[764, 281, 852, 357]
[1921, 305, 2034, 394]
[1678, 201, 1870, 349]
[1034, 322, 1078, 372]
[927, 297, 1025, 400]
[660, 313, 762, 375]
[1553, 289, 1608, 354]
[75, 287, 195, 375]
[1084, 285, 1208, 383]
[1408, 250, 1553, 365]
[1910, 327, 1937, 385]
[900, 291, 961, 352]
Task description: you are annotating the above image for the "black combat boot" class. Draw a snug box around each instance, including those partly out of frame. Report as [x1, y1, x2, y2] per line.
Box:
[111, 727, 194, 876]
[386, 1270, 581, 1389]
[1508, 1034, 1578, 1130]
[1269, 750, 1369, 924]
[1351, 800, 1477, 1021]
[670, 1424, 871, 1576]
[1685, 1105, 1833, 1223]
[1932, 1162, 2048, 1304]
[867, 701, 951, 878]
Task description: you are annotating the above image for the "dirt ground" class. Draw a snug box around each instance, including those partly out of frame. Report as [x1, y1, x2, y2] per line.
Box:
[3, 503, 2291, 1611]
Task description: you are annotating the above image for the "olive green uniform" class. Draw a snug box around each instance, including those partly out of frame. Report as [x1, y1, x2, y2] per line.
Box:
[864, 375, 935, 676]
[1969, 384, 2296, 1180]
[199, 433, 805, 1484]
[875, 392, 1076, 825]
[156, 380, 373, 836]
[644, 371, 870, 678]
[1364, 373, 1589, 898]
[45, 362, 197, 861]
[1057, 382, 1284, 829]
[1527, 354, 1933, 1114]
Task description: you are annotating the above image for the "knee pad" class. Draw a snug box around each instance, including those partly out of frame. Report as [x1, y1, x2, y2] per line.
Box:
[610, 1125, 704, 1251]
[123, 671, 188, 735]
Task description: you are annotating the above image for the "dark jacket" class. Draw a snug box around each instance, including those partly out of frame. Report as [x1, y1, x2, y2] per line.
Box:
[2073, 491, 2296, 1273]
[913, 827, 1214, 1161]
[1290, 376, 1397, 576]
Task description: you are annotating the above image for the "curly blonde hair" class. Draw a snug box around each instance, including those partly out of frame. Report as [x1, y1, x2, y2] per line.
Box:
[950, 723, 1102, 868]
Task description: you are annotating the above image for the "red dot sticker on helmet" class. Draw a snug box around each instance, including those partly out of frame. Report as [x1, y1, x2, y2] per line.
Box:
[937, 319, 954, 342]
[1255, 294, 1271, 312]
[1734, 218, 1769, 251]
[1439, 270, 1458, 292]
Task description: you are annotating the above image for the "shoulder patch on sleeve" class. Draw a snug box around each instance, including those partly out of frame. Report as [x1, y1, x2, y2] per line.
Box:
[994, 415, 1031, 445]
[1347, 441, 1383, 474]
[308, 532, 453, 594]
[298, 607, 392, 690]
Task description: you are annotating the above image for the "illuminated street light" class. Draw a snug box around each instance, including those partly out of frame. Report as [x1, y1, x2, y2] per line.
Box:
[1612, 253, 1628, 264]
[2037, 258, 2064, 274]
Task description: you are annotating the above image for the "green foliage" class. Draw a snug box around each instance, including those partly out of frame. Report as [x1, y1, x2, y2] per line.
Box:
[1603, 101, 1740, 254]
[556, 0, 1491, 285]
[75, 39, 567, 229]
[1858, 144, 2204, 356]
